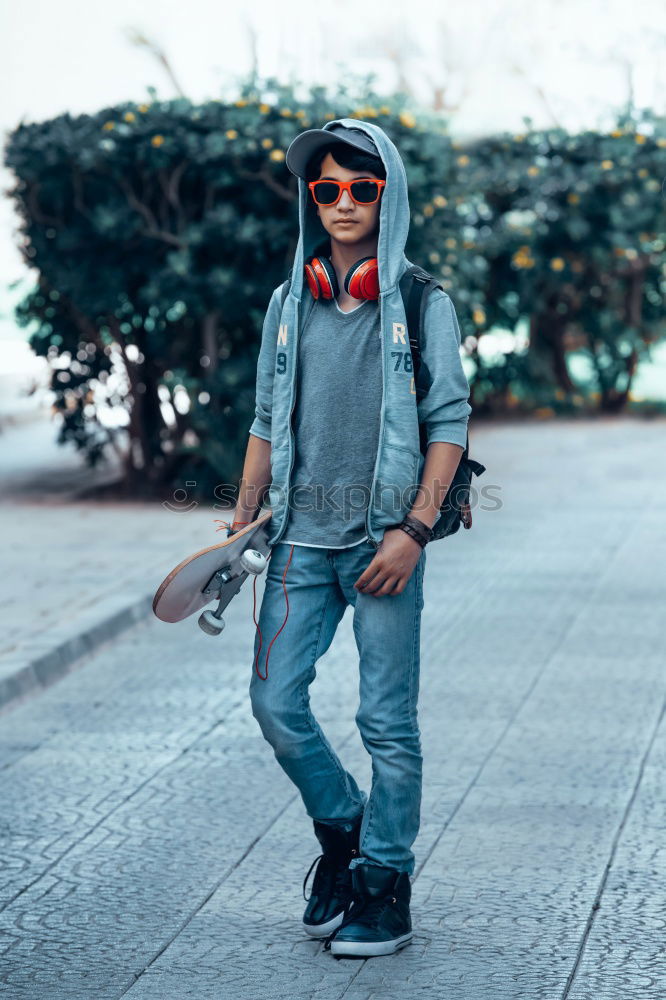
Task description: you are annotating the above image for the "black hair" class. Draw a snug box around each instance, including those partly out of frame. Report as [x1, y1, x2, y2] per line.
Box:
[305, 142, 386, 182]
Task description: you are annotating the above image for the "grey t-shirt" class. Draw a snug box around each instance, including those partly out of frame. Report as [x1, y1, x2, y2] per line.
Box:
[281, 295, 382, 549]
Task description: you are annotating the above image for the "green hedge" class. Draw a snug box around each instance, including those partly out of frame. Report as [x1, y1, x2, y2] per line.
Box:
[5, 74, 665, 497]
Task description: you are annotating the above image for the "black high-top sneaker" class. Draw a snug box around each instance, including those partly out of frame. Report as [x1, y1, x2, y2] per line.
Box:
[323, 861, 413, 957]
[302, 815, 362, 938]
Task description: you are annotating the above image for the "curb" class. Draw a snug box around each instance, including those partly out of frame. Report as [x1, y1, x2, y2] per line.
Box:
[0, 590, 154, 715]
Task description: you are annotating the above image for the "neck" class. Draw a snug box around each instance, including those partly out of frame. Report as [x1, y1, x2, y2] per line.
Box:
[329, 233, 379, 280]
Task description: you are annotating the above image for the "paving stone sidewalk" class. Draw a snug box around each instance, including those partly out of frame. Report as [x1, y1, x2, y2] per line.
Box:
[0, 416, 664, 999]
[0, 418, 233, 711]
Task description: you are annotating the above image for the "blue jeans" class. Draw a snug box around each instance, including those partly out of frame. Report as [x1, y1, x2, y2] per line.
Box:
[249, 538, 426, 876]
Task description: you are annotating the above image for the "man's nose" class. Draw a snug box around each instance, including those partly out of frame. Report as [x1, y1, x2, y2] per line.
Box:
[338, 190, 354, 209]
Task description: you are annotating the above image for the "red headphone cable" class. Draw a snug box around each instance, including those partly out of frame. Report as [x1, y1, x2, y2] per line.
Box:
[252, 544, 294, 681]
[212, 519, 293, 682]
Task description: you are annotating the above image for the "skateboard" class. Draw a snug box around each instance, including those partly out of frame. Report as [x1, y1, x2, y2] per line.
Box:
[152, 510, 273, 635]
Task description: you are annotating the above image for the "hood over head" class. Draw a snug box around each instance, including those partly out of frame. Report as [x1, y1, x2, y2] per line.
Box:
[288, 118, 411, 300]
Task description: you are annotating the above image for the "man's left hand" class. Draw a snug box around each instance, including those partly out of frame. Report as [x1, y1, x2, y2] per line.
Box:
[354, 528, 423, 597]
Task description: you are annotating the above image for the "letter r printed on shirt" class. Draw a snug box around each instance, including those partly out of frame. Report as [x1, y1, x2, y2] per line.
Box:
[392, 322, 407, 345]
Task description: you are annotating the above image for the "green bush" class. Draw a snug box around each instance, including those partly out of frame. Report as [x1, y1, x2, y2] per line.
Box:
[5, 74, 665, 498]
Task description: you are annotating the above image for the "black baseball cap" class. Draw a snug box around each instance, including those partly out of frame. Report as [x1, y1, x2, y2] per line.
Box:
[285, 123, 381, 179]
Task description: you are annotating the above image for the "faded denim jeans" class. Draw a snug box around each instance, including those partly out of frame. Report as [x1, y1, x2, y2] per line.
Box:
[249, 538, 426, 876]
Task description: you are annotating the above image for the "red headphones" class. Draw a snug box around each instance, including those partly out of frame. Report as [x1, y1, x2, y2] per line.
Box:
[304, 255, 380, 301]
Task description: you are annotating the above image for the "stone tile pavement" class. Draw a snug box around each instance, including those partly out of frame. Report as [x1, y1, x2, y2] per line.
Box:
[0, 415, 664, 998]
[0, 418, 231, 711]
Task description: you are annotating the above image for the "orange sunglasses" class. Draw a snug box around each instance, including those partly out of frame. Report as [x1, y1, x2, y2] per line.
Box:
[308, 178, 386, 206]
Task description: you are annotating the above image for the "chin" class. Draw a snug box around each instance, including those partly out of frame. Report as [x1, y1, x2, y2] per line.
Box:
[330, 227, 369, 243]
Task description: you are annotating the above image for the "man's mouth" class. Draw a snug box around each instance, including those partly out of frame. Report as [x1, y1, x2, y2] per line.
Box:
[334, 220, 357, 225]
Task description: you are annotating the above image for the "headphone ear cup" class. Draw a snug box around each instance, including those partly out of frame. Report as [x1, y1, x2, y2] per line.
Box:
[305, 256, 338, 300]
[304, 261, 320, 299]
[344, 257, 380, 300]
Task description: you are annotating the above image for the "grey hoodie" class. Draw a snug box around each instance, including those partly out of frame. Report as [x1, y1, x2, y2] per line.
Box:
[249, 117, 472, 549]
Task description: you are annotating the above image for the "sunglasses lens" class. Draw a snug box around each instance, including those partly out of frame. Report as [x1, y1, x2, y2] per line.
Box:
[350, 181, 380, 203]
[312, 181, 340, 205]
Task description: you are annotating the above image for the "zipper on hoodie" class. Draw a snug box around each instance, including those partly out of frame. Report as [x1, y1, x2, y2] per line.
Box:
[274, 294, 300, 546]
[364, 293, 385, 549]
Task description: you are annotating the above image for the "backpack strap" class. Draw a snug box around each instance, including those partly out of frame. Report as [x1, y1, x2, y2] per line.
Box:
[398, 265, 439, 386]
[397, 266, 474, 459]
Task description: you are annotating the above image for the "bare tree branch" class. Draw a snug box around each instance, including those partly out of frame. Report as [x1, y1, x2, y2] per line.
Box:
[116, 174, 185, 247]
[124, 27, 187, 98]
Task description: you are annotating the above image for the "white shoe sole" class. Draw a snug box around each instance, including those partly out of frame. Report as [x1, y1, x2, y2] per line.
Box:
[302, 908, 345, 938]
[330, 931, 413, 957]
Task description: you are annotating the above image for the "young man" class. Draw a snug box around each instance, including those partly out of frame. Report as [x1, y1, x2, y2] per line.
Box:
[230, 119, 471, 957]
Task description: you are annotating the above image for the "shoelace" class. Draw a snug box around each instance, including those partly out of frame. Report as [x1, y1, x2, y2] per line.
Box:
[322, 888, 397, 951]
[302, 852, 352, 902]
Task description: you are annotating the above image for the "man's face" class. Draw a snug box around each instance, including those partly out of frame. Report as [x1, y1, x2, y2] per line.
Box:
[313, 152, 382, 246]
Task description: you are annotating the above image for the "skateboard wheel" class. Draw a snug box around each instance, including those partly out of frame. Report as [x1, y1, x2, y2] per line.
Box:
[198, 610, 225, 636]
[240, 549, 267, 575]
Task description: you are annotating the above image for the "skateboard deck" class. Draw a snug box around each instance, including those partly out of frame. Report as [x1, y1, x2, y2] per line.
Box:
[152, 510, 273, 634]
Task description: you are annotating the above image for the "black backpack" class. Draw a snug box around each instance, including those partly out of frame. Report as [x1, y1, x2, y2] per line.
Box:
[278, 266, 486, 540]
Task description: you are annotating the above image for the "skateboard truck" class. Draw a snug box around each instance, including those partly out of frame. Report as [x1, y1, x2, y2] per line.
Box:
[198, 548, 268, 636]
[152, 509, 273, 632]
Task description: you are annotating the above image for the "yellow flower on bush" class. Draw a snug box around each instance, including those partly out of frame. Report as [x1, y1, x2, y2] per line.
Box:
[638, 168, 648, 178]
[226, 129, 238, 140]
[527, 165, 539, 176]
[259, 103, 271, 114]
[124, 112, 136, 123]
[445, 237, 457, 249]
[635, 133, 647, 144]
[423, 204, 434, 217]
[269, 149, 285, 162]
[512, 248, 534, 269]
[601, 159, 614, 170]
[399, 111, 416, 128]
[235, 99, 248, 107]
[138, 104, 150, 113]
[657, 138, 666, 148]
[151, 134, 165, 147]
[280, 108, 293, 117]
[472, 307, 486, 325]
[610, 129, 624, 138]
[457, 154, 470, 166]
[550, 257, 565, 271]
[379, 105, 391, 114]
[567, 192, 580, 204]
[295, 110, 306, 119]
[433, 194, 448, 208]
[103, 121, 115, 131]
[261, 137, 274, 149]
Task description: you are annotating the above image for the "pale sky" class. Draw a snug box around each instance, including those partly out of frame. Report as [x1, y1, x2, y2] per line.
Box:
[1, 0, 664, 343]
